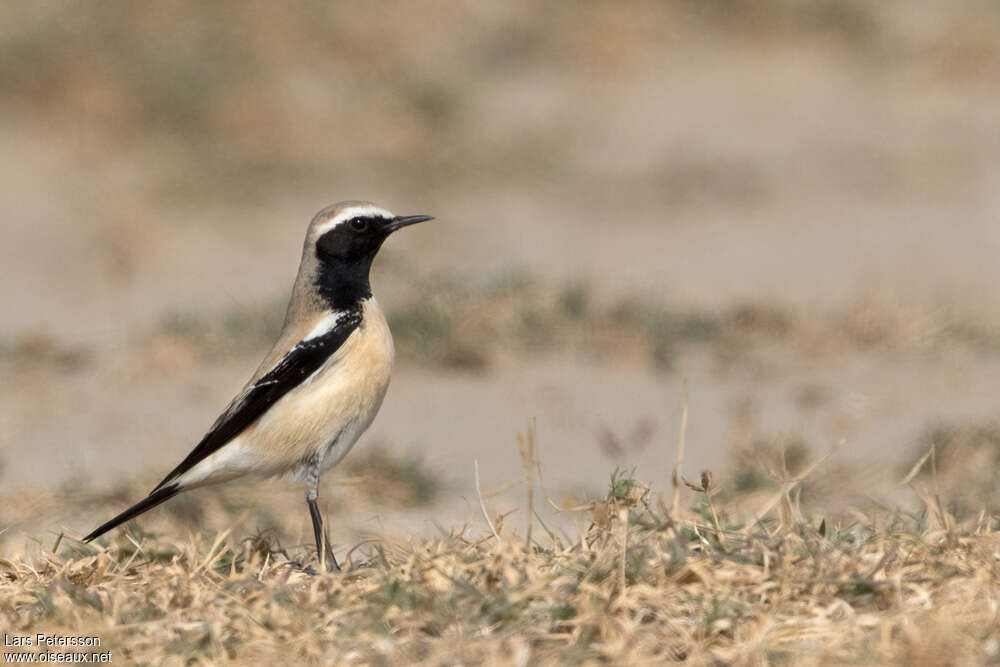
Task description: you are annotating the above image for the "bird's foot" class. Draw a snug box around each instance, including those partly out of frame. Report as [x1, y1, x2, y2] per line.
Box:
[321, 552, 342, 573]
[283, 561, 319, 576]
[281, 555, 341, 575]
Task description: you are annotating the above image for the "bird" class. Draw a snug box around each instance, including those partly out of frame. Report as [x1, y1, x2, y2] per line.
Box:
[82, 201, 433, 571]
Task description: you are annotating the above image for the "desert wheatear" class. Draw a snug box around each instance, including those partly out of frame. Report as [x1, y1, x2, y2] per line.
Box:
[84, 201, 432, 571]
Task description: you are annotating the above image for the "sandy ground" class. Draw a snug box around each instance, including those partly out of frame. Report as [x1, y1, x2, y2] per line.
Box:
[3, 2, 1000, 544]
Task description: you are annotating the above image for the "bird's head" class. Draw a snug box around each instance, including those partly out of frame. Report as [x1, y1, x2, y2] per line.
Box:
[299, 201, 432, 311]
[309, 201, 432, 264]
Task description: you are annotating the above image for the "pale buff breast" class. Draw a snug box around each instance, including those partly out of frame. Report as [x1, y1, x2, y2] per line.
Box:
[240, 298, 395, 475]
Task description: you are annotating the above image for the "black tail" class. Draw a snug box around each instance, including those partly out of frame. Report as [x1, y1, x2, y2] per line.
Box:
[83, 483, 182, 543]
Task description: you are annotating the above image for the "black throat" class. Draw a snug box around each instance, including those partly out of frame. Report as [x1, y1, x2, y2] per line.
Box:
[314, 254, 375, 311]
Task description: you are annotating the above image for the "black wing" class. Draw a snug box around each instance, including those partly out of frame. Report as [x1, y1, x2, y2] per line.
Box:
[152, 306, 363, 491]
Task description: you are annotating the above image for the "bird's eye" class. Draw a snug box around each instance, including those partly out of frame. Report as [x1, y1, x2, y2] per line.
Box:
[349, 217, 368, 232]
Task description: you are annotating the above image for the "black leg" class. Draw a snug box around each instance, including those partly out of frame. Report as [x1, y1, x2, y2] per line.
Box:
[307, 496, 340, 572]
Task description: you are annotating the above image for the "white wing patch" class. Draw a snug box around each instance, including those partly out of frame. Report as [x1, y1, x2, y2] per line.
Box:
[249, 309, 353, 388]
[304, 310, 351, 341]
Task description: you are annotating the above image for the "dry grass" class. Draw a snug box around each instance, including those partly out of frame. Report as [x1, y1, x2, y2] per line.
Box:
[3, 447, 1000, 665]
[4, 4, 1000, 660]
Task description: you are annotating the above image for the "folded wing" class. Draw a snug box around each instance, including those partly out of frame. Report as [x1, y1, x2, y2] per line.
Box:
[153, 306, 364, 491]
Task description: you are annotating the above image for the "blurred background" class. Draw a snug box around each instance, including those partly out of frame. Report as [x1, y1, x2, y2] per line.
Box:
[3, 1, 1000, 550]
